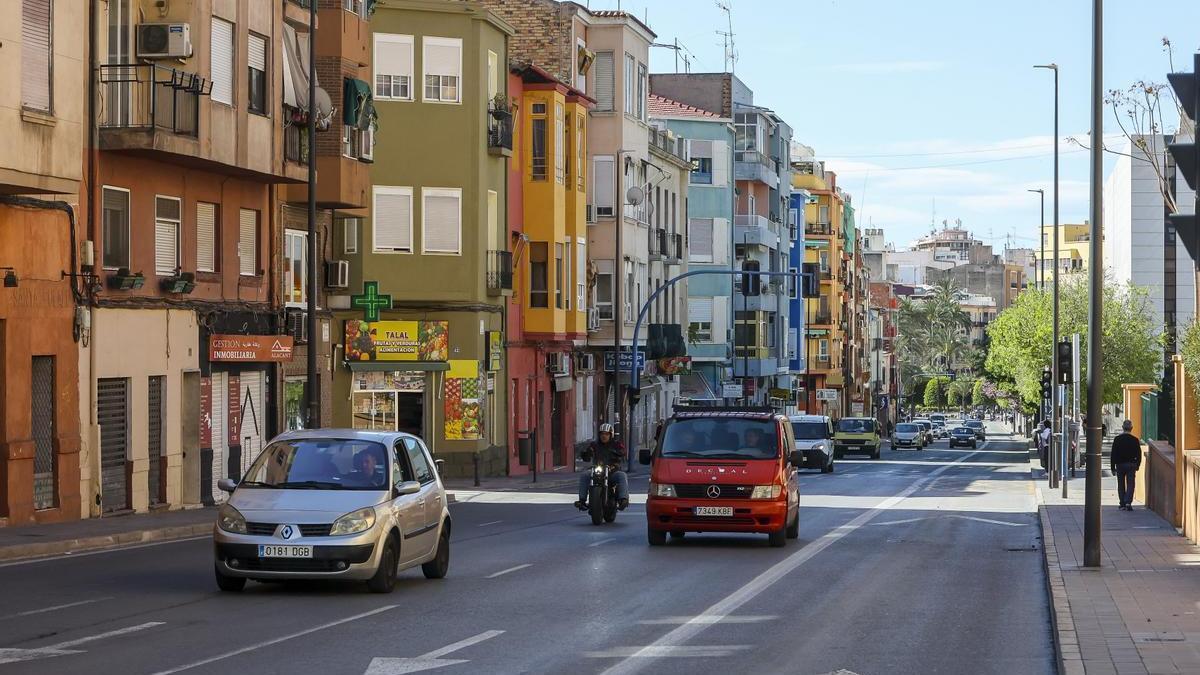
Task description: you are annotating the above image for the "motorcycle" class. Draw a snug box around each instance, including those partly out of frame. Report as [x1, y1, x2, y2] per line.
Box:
[586, 462, 621, 525]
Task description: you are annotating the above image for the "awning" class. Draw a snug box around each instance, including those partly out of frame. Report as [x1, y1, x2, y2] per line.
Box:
[344, 78, 377, 130]
[346, 361, 449, 372]
[282, 24, 332, 120]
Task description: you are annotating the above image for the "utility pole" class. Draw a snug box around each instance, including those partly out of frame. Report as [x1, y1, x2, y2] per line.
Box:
[1036, 62, 1060, 487]
[1084, 0, 1104, 568]
[305, 0, 320, 429]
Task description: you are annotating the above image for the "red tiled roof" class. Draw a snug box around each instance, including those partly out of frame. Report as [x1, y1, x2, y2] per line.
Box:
[587, 9, 656, 37]
[648, 94, 719, 119]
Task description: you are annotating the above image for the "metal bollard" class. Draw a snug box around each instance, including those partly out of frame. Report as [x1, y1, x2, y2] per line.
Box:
[473, 452, 480, 488]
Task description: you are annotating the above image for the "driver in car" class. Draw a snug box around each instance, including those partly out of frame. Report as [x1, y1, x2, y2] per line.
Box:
[743, 427, 768, 451]
[347, 447, 386, 488]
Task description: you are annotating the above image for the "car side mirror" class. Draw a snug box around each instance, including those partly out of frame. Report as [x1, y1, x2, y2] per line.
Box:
[434, 458, 446, 477]
[638, 448, 653, 465]
[393, 480, 421, 497]
[217, 478, 238, 493]
[789, 450, 804, 467]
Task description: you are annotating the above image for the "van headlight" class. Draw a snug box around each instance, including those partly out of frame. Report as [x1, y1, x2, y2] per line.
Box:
[649, 482, 676, 498]
[217, 503, 247, 534]
[330, 507, 376, 536]
[750, 485, 782, 499]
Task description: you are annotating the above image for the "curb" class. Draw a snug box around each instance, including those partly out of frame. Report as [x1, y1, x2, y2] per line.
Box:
[0, 522, 213, 563]
[1036, 488, 1083, 675]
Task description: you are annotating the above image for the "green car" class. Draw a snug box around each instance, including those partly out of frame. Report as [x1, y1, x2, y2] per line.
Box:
[833, 417, 881, 459]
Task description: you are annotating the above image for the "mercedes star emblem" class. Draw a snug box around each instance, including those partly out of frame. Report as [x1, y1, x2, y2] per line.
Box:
[706, 485, 721, 499]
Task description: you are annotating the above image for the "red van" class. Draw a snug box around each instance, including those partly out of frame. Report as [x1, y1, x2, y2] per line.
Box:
[639, 407, 801, 547]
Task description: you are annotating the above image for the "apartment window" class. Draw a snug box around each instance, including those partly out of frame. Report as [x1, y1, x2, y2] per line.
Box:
[554, 243, 564, 309]
[373, 186, 413, 253]
[637, 62, 647, 120]
[819, 250, 830, 272]
[343, 0, 364, 15]
[689, 140, 713, 185]
[530, 242, 549, 308]
[575, 115, 586, 190]
[196, 202, 218, 272]
[592, 155, 614, 217]
[734, 113, 759, 153]
[818, 204, 830, 224]
[238, 209, 258, 276]
[341, 217, 359, 254]
[247, 33, 268, 115]
[154, 196, 181, 276]
[487, 50, 498, 101]
[593, 51, 614, 111]
[623, 53, 635, 115]
[102, 187, 130, 269]
[689, 218, 714, 263]
[343, 126, 373, 160]
[624, 260, 635, 322]
[421, 188, 461, 255]
[210, 17, 234, 106]
[531, 103, 548, 181]
[788, 267, 799, 299]
[555, 103, 565, 184]
[576, 240, 586, 311]
[595, 260, 613, 320]
[423, 37, 462, 103]
[21, 0, 53, 113]
[818, 339, 829, 362]
[284, 230, 307, 307]
[374, 34, 414, 100]
[689, 298, 713, 342]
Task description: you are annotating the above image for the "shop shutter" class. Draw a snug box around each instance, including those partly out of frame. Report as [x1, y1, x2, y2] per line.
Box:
[196, 202, 216, 272]
[210, 17, 234, 105]
[373, 187, 412, 252]
[238, 208, 257, 275]
[422, 190, 461, 254]
[712, 140, 729, 187]
[32, 356, 55, 510]
[239, 372, 264, 475]
[209, 372, 226, 503]
[592, 52, 614, 111]
[689, 218, 714, 262]
[98, 378, 130, 512]
[148, 376, 164, 505]
[21, 0, 52, 112]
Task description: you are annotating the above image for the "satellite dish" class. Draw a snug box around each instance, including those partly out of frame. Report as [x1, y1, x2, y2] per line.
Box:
[626, 185, 645, 206]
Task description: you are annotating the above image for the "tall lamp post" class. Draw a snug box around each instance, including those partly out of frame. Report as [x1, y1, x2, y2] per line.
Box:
[1035, 62, 1060, 487]
[1028, 188, 1045, 291]
[305, 0, 319, 429]
[1084, 0, 1104, 568]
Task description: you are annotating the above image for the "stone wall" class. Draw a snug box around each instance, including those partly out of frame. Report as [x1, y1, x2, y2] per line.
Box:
[475, 0, 574, 82]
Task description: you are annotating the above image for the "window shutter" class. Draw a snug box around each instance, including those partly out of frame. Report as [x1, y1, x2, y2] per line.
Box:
[374, 35, 412, 88]
[593, 156, 614, 215]
[156, 221, 178, 275]
[211, 18, 234, 105]
[248, 33, 266, 72]
[689, 298, 714, 324]
[689, 218, 714, 262]
[425, 39, 461, 77]
[576, 240, 586, 311]
[196, 202, 216, 272]
[238, 209, 257, 275]
[711, 140, 729, 187]
[373, 188, 412, 252]
[21, 0, 52, 112]
[422, 190, 461, 254]
[690, 140, 713, 159]
[592, 52, 613, 111]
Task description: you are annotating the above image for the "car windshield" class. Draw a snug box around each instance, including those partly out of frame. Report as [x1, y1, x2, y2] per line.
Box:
[953, 427, 973, 434]
[792, 421, 829, 439]
[896, 424, 918, 433]
[240, 438, 390, 490]
[836, 418, 875, 433]
[660, 418, 779, 460]
[966, 421, 983, 428]
[917, 422, 931, 429]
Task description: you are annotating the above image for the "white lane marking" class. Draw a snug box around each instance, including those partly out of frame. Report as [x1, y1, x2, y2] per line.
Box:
[48, 621, 165, 649]
[0, 535, 211, 568]
[588, 538, 617, 548]
[476, 520, 504, 527]
[869, 517, 927, 526]
[587, 646, 751, 658]
[952, 515, 1025, 527]
[638, 615, 777, 625]
[868, 515, 1027, 528]
[0, 597, 113, 620]
[485, 564, 532, 579]
[599, 444, 989, 675]
[364, 630, 504, 674]
[151, 605, 397, 675]
[0, 621, 164, 665]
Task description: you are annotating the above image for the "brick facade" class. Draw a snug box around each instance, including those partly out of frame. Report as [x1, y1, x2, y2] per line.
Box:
[475, 0, 575, 81]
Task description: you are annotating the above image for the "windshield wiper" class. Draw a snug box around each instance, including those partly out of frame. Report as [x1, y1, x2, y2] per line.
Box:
[277, 480, 345, 490]
[661, 451, 707, 458]
[238, 481, 277, 489]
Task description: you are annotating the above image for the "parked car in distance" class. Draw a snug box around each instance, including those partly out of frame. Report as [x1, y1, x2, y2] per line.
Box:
[212, 430, 451, 594]
[789, 415, 835, 473]
[948, 426, 977, 448]
[964, 419, 986, 441]
[833, 417, 882, 459]
[641, 407, 801, 547]
[892, 423, 924, 450]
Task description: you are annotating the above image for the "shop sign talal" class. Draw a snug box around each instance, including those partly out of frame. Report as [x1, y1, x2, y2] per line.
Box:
[344, 320, 449, 362]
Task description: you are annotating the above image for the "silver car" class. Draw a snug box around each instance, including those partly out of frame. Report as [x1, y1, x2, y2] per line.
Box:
[212, 429, 451, 594]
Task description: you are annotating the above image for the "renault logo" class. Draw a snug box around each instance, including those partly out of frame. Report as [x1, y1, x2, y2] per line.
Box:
[706, 485, 721, 499]
[280, 525, 295, 540]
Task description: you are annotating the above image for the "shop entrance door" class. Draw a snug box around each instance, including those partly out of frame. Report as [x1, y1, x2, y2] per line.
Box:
[97, 378, 130, 513]
[551, 391, 565, 467]
[396, 393, 423, 437]
[239, 371, 265, 474]
[209, 372, 227, 503]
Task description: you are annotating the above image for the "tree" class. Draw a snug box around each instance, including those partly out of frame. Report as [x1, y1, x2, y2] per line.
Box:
[896, 280, 976, 379]
[924, 376, 949, 408]
[985, 277, 1162, 410]
[971, 379, 988, 408]
[948, 378, 974, 410]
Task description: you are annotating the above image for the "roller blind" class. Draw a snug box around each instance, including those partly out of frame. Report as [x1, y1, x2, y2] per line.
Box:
[21, 0, 52, 112]
[422, 189, 461, 254]
[593, 156, 614, 216]
[689, 298, 714, 323]
[425, 38, 461, 77]
[155, 197, 180, 276]
[210, 17, 234, 105]
[196, 202, 216, 272]
[592, 52, 613, 111]
[373, 187, 412, 252]
[238, 209, 257, 275]
[689, 218, 714, 262]
[248, 33, 266, 72]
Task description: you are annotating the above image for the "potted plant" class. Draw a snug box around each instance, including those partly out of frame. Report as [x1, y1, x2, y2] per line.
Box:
[489, 93, 511, 120]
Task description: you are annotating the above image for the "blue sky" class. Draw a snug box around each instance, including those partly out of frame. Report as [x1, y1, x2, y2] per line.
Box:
[589, 0, 1200, 250]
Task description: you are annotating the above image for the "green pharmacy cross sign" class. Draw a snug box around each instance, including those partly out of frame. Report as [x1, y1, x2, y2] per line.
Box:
[351, 281, 392, 322]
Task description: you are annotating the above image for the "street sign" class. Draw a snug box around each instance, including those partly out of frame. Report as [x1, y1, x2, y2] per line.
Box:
[721, 382, 743, 398]
[603, 349, 646, 373]
[851, 402, 864, 416]
[878, 394, 889, 408]
[816, 388, 838, 401]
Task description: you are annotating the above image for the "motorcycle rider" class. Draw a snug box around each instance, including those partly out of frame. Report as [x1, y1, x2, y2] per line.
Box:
[575, 423, 630, 511]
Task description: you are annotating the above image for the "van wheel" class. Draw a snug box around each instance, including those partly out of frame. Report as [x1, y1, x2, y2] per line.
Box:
[768, 526, 787, 548]
[367, 538, 398, 593]
[786, 511, 800, 539]
[648, 526, 667, 546]
[215, 566, 246, 592]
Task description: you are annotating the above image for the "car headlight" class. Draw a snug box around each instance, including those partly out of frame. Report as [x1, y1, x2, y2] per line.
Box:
[750, 484, 782, 499]
[649, 482, 676, 498]
[217, 503, 247, 534]
[330, 507, 376, 536]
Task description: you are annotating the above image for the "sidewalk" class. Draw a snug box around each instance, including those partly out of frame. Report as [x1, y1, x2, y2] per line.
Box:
[1036, 466, 1200, 674]
[0, 506, 215, 563]
[442, 465, 583, 493]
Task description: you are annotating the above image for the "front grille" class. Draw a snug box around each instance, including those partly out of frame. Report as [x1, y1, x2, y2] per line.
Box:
[246, 522, 276, 536]
[300, 524, 331, 537]
[243, 522, 332, 537]
[237, 558, 344, 573]
[674, 484, 754, 499]
[669, 516, 758, 526]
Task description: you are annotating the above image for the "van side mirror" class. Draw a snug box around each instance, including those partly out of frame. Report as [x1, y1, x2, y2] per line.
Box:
[393, 480, 421, 497]
[638, 448, 653, 465]
[789, 450, 804, 467]
[217, 478, 238, 493]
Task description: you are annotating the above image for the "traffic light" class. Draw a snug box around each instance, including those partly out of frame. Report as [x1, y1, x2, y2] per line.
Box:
[741, 259, 761, 296]
[1040, 368, 1052, 401]
[1057, 339, 1073, 384]
[1167, 55, 1198, 259]
[627, 385, 641, 406]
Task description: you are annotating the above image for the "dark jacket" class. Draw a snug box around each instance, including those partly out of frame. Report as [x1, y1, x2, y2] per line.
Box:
[1110, 432, 1142, 472]
[583, 440, 626, 466]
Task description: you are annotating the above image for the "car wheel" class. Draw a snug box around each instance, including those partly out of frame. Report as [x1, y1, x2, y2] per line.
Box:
[871, 445, 881, 460]
[422, 528, 450, 580]
[971, 441, 977, 449]
[822, 457, 834, 474]
[648, 526, 667, 546]
[785, 510, 800, 539]
[669, 530, 685, 539]
[833, 449, 843, 460]
[367, 537, 398, 593]
[768, 525, 787, 547]
[215, 565, 246, 592]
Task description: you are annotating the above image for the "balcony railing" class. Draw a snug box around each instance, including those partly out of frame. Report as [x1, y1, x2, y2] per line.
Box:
[668, 233, 684, 262]
[284, 123, 310, 165]
[648, 126, 687, 162]
[97, 64, 203, 136]
[813, 312, 832, 324]
[486, 250, 513, 294]
[649, 228, 665, 259]
[734, 150, 772, 168]
[488, 113, 513, 155]
[806, 222, 832, 236]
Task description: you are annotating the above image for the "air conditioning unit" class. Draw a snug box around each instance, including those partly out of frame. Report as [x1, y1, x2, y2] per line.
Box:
[547, 353, 570, 375]
[288, 310, 308, 344]
[576, 353, 596, 372]
[325, 260, 350, 289]
[137, 23, 193, 60]
[585, 205, 595, 223]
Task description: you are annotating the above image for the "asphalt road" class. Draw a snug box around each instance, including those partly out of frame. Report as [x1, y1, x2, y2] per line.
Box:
[0, 423, 1053, 675]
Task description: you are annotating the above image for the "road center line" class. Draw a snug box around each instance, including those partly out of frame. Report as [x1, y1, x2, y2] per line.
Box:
[150, 605, 397, 675]
[47, 622, 164, 650]
[419, 630, 505, 659]
[0, 597, 113, 621]
[588, 538, 617, 548]
[599, 443, 990, 675]
[485, 564, 532, 579]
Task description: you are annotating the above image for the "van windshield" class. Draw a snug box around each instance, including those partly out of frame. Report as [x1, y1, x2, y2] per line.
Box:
[661, 418, 779, 460]
[792, 421, 829, 440]
[836, 418, 876, 433]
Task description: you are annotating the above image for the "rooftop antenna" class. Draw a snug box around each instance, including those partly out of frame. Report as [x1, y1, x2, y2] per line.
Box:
[715, 0, 737, 73]
[651, 38, 693, 74]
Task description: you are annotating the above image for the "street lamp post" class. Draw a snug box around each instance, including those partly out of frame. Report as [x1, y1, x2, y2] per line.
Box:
[1035, 62, 1060, 488]
[1084, 0, 1104, 568]
[1027, 188, 1045, 291]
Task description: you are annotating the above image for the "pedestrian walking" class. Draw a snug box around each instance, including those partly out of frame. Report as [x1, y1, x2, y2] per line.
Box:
[1037, 420, 1051, 470]
[1110, 420, 1142, 511]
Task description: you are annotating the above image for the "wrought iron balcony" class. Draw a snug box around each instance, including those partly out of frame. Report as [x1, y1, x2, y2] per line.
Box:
[487, 112, 513, 156]
[97, 64, 204, 137]
[486, 250, 513, 295]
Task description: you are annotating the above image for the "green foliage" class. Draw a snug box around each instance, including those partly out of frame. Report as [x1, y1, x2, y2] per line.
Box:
[1179, 320, 1200, 422]
[923, 376, 949, 408]
[971, 379, 987, 407]
[985, 277, 1162, 411]
[896, 279, 976, 380]
[947, 384, 962, 407]
[948, 378, 974, 409]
